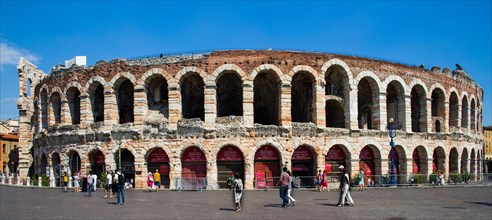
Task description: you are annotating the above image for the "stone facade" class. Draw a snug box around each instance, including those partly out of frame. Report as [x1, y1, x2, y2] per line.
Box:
[16, 50, 484, 189]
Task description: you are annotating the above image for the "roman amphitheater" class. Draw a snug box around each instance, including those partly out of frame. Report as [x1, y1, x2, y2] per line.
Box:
[15, 50, 484, 189]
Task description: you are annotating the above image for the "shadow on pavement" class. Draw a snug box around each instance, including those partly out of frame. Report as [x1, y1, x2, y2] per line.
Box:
[219, 208, 236, 211]
[264, 204, 283, 208]
[464, 201, 492, 206]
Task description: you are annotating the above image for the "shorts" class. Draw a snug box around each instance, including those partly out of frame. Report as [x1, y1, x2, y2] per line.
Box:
[105, 184, 111, 190]
[154, 182, 160, 188]
[63, 182, 68, 187]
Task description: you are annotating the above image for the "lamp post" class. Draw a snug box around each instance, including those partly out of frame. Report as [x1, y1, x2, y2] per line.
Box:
[387, 118, 397, 187]
[116, 139, 122, 171]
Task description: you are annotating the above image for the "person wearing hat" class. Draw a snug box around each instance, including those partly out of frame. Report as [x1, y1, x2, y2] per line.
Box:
[337, 165, 355, 207]
[147, 172, 154, 192]
[153, 169, 161, 192]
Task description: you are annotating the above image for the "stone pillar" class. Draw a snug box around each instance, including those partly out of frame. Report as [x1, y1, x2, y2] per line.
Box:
[61, 98, 70, 125]
[207, 160, 218, 190]
[457, 103, 462, 131]
[381, 158, 389, 177]
[17, 108, 33, 179]
[280, 83, 291, 127]
[315, 84, 326, 127]
[404, 95, 412, 132]
[244, 156, 255, 190]
[167, 83, 181, 130]
[377, 92, 387, 131]
[104, 90, 118, 125]
[79, 93, 91, 128]
[348, 89, 358, 130]
[68, 176, 73, 188]
[424, 98, 431, 132]
[444, 101, 450, 133]
[204, 84, 217, 130]
[133, 85, 147, 128]
[27, 177, 31, 186]
[243, 82, 254, 128]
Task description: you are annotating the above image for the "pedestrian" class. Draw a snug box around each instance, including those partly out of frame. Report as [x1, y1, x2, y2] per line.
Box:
[111, 171, 118, 198]
[87, 171, 94, 196]
[358, 169, 365, 191]
[226, 173, 235, 190]
[276, 167, 290, 208]
[337, 165, 354, 207]
[153, 169, 160, 192]
[73, 172, 80, 192]
[62, 172, 68, 192]
[91, 171, 98, 192]
[409, 172, 415, 185]
[147, 172, 154, 192]
[286, 170, 296, 206]
[104, 171, 113, 198]
[316, 170, 322, 191]
[231, 173, 243, 212]
[320, 170, 330, 192]
[115, 169, 125, 205]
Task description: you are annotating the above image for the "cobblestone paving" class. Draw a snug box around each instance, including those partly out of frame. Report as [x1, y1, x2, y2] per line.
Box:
[1, 185, 491, 219]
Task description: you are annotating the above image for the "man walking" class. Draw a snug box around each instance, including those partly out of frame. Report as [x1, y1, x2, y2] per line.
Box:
[153, 169, 161, 192]
[87, 171, 94, 196]
[337, 165, 354, 207]
[115, 169, 125, 205]
[277, 167, 290, 207]
[104, 171, 113, 198]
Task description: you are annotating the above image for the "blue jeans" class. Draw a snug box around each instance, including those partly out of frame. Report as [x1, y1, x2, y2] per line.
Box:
[87, 184, 93, 196]
[279, 185, 289, 206]
[117, 185, 125, 204]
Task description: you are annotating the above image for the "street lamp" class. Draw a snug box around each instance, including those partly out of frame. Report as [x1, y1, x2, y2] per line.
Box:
[116, 139, 122, 171]
[387, 118, 397, 187]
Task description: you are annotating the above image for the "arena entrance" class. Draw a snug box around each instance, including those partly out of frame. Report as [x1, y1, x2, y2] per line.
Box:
[68, 151, 81, 175]
[359, 146, 376, 184]
[89, 150, 105, 177]
[115, 149, 135, 188]
[292, 145, 315, 188]
[432, 147, 446, 172]
[254, 145, 281, 188]
[412, 146, 428, 176]
[217, 145, 244, 189]
[325, 145, 348, 178]
[147, 148, 170, 188]
[181, 147, 207, 190]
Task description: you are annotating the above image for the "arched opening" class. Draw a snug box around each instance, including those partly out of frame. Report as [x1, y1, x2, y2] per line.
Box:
[52, 153, 61, 186]
[432, 147, 446, 173]
[217, 145, 244, 189]
[89, 150, 105, 177]
[33, 100, 39, 132]
[217, 71, 243, 117]
[291, 145, 316, 178]
[470, 149, 476, 179]
[357, 77, 379, 130]
[89, 82, 104, 122]
[461, 148, 469, 174]
[291, 71, 315, 123]
[146, 75, 169, 119]
[254, 71, 280, 125]
[461, 96, 469, 129]
[50, 92, 62, 125]
[411, 85, 427, 132]
[388, 146, 407, 184]
[40, 153, 48, 176]
[66, 87, 81, 125]
[359, 145, 381, 185]
[68, 151, 81, 175]
[41, 90, 48, 129]
[431, 88, 445, 132]
[181, 73, 205, 120]
[449, 92, 459, 129]
[386, 81, 405, 130]
[470, 99, 476, 131]
[26, 79, 32, 97]
[325, 100, 345, 128]
[115, 149, 135, 188]
[254, 145, 281, 188]
[181, 147, 207, 190]
[116, 79, 134, 124]
[146, 148, 170, 188]
[412, 146, 428, 176]
[449, 148, 459, 173]
[325, 145, 350, 178]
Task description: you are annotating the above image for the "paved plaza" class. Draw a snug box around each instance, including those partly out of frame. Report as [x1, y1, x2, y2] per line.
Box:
[1, 185, 491, 219]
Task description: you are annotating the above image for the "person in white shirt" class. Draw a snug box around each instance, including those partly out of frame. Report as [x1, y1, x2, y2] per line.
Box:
[87, 171, 94, 196]
[91, 172, 98, 192]
[104, 171, 113, 198]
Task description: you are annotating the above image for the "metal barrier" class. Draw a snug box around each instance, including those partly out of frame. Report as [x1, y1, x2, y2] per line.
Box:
[175, 177, 207, 191]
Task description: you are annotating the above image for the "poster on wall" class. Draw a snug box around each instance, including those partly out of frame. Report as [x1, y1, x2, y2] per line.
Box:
[255, 171, 266, 189]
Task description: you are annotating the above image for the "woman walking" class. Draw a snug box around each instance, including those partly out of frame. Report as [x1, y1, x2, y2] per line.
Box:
[337, 165, 354, 207]
[147, 172, 154, 192]
[320, 170, 330, 192]
[231, 173, 243, 212]
[287, 171, 296, 206]
[73, 172, 80, 192]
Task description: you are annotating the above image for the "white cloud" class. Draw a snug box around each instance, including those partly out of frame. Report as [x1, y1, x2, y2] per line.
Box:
[0, 97, 18, 103]
[0, 41, 40, 65]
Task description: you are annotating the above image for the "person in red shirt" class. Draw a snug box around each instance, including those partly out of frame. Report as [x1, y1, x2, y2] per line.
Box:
[277, 167, 290, 207]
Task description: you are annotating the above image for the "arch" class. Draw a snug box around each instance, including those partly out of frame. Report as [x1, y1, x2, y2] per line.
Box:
[291, 144, 317, 177]
[388, 145, 408, 182]
[449, 91, 460, 129]
[211, 64, 247, 82]
[449, 147, 459, 173]
[357, 76, 380, 130]
[175, 67, 208, 84]
[461, 147, 469, 174]
[291, 70, 316, 123]
[408, 79, 429, 96]
[431, 86, 446, 132]
[250, 64, 284, 82]
[85, 75, 107, 92]
[216, 70, 243, 117]
[433, 146, 446, 173]
[412, 146, 429, 175]
[40, 89, 48, 129]
[88, 80, 105, 122]
[115, 148, 136, 187]
[50, 91, 62, 125]
[461, 95, 469, 129]
[115, 78, 134, 124]
[145, 147, 171, 188]
[470, 148, 476, 178]
[382, 75, 410, 96]
[288, 65, 319, 83]
[216, 145, 245, 188]
[143, 70, 169, 120]
[88, 148, 106, 176]
[428, 83, 448, 100]
[139, 68, 173, 86]
[325, 100, 345, 128]
[321, 58, 354, 90]
[254, 144, 282, 188]
[109, 72, 137, 88]
[411, 84, 428, 132]
[354, 71, 383, 92]
[67, 149, 82, 175]
[66, 86, 81, 125]
[385, 77, 408, 130]
[359, 145, 382, 180]
[180, 72, 205, 120]
[325, 144, 351, 178]
[181, 146, 207, 179]
[253, 67, 281, 125]
[470, 98, 476, 131]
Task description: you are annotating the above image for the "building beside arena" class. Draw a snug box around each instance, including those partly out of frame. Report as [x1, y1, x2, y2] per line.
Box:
[16, 50, 484, 189]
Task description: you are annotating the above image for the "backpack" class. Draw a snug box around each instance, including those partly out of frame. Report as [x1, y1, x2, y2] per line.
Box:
[234, 180, 243, 193]
[291, 176, 298, 188]
[118, 173, 125, 184]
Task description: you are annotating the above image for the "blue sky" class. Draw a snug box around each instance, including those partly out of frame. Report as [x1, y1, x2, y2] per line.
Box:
[1, 0, 491, 126]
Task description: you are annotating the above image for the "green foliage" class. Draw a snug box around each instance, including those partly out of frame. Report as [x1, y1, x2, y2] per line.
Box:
[429, 170, 438, 183]
[413, 174, 426, 184]
[31, 174, 38, 186]
[41, 174, 49, 186]
[98, 172, 107, 188]
[449, 172, 461, 183]
[461, 172, 471, 183]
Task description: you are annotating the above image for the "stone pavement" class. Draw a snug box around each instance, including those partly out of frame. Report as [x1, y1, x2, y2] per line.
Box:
[1, 185, 491, 220]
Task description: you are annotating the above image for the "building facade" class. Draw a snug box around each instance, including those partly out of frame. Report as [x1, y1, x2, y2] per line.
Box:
[0, 133, 19, 173]
[16, 50, 484, 189]
[484, 126, 492, 174]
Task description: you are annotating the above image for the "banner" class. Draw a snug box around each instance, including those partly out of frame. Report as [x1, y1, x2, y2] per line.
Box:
[255, 171, 266, 189]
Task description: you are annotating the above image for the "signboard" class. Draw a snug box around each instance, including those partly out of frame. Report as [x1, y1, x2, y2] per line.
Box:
[387, 148, 399, 160]
[182, 147, 206, 162]
[217, 146, 243, 161]
[326, 145, 346, 160]
[325, 163, 332, 173]
[292, 145, 313, 160]
[359, 146, 374, 160]
[292, 163, 309, 171]
[148, 148, 170, 163]
[255, 171, 266, 189]
[160, 164, 170, 175]
[95, 151, 105, 164]
[254, 146, 280, 161]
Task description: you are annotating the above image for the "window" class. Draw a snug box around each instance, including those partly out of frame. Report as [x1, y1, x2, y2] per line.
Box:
[2, 144, 6, 154]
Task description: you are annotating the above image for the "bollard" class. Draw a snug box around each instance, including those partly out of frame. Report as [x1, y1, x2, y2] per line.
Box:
[1, 174, 4, 184]
[18, 177, 22, 186]
[27, 177, 31, 186]
[69, 177, 73, 188]
[8, 176, 12, 185]
[51, 177, 56, 187]
[38, 177, 42, 187]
